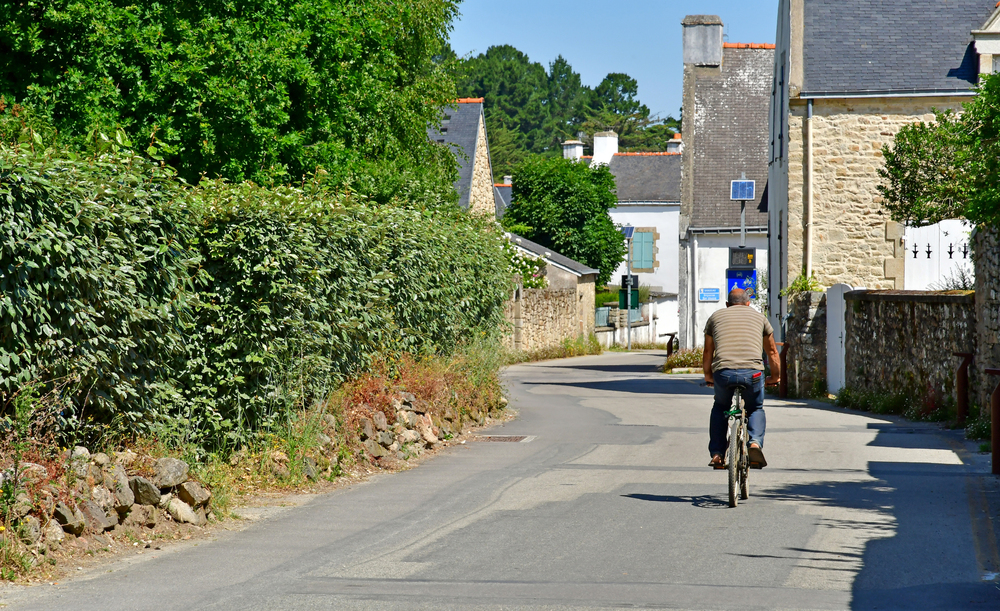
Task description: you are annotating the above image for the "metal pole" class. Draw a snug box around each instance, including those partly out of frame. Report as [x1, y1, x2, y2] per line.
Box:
[627, 238, 632, 351]
[740, 201, 746, 247]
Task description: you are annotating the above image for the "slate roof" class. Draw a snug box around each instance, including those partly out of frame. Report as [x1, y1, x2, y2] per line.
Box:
[691, 46, 772, 229]
[494, 184, 512, 219]
[802, 0, 994, 96]
[506, 233, 600, 277]
[608, 153, 681, 202]
[427, 99, 484, 210]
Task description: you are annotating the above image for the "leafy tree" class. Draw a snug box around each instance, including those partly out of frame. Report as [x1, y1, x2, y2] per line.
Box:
[501, 156, 625, 285]
[455, 46, 679, 174]
[0, 0, 460, 198]
[879, 72, 1000, 226]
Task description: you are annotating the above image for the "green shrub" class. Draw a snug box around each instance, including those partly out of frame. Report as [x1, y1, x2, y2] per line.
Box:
[0, 146, 200, 427]
[966, 417, 990, 441]
[0, 146, 512, 449]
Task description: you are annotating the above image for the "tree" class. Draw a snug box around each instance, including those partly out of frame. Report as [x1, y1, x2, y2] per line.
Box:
[879, 72, 1000, 226]
[455, 46, 679, 174]
[501, 156, 625, 285]
[0, 0, 460, 199]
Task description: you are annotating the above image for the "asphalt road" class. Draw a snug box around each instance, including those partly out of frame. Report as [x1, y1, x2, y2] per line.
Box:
[3, 351, 1000, 610]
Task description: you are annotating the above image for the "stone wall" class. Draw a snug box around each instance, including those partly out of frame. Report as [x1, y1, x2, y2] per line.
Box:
[975, 226, 1000, 416]
[505, 287, 584, 353]
[845, 291, 976, 409]
[785, 291, 827, 397]
[786, 97, 968, 290]
[467, 114, 495, 217]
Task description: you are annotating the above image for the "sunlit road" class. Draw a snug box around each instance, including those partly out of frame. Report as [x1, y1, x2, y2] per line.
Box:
[3, 351, 999, 610]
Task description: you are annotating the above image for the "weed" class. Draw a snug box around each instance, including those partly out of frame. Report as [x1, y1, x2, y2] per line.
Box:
[966, 418, 991, 441]
[979, 442, 991, 453]
[663, 348, 703, 371]
[506, 334, 603, 364]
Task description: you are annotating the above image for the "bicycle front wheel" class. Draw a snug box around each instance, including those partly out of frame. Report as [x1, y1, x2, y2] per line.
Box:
[728, 416, 740, 508]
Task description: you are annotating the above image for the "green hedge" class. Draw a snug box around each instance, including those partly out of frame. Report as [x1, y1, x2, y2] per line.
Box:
[0, 147, 510, 447]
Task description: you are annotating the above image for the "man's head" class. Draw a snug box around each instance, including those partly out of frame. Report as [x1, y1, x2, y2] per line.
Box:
[726, 288, 750, 307]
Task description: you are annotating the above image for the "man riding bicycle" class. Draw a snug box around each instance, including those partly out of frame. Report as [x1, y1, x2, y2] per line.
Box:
[703, 288, 780, 469]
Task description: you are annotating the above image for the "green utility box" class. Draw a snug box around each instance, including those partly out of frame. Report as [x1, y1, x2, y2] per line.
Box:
[618, 289, 639, 310]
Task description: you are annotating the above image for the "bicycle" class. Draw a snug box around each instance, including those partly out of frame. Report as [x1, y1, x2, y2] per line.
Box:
[725, 382, 751, 508]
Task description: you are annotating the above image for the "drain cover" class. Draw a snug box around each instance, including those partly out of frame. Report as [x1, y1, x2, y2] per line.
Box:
[475, 435, 530, 442]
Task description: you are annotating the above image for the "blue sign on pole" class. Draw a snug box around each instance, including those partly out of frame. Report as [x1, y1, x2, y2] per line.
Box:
[730, 180, 755, 201]
[698, 288, 721, 302]
[726, 269, 758, 298]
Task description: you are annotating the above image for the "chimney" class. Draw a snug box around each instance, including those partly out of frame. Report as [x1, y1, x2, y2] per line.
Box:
[591, 131, 618, 166]
[666, 132, 683, 154]
[682, 15, 723, 67]
[503, 175, 512, 185]
[561, 140, 584, 161]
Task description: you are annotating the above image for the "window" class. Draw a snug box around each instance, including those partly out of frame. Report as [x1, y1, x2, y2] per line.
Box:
[632, 231, 655, 269]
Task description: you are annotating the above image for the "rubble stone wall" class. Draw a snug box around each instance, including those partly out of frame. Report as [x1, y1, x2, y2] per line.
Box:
[845, 290, 976, 409]
[785, 291, 827, 397]
[504, 287, 584, 352]
[975, 226, 1000, 416]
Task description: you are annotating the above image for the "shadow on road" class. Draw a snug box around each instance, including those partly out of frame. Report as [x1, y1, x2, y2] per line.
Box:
[522, 378, 711, 396]
[621, 492, 728, 509]
[529, 362, 669, 374]
[758, 420, 1000, 610]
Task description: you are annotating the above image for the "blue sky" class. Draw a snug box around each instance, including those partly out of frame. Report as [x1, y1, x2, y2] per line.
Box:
[449, 1, 780, 121]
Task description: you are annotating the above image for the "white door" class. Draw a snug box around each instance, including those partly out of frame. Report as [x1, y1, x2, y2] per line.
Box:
[826, 283, 853, 394]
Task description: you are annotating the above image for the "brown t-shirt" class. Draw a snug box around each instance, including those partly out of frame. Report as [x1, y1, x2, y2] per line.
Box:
[704, 306, 774, 372]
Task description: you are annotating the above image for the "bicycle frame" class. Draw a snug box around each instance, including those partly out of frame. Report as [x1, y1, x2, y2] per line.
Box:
[725, 386, 750, 507]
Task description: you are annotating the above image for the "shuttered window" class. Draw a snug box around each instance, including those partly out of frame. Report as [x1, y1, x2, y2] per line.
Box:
[633, 231, 654, 269]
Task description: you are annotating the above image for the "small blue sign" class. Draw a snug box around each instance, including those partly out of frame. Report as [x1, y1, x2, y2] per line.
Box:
[698, 288, 721, 302]
[731, 180, 755, 201]
[726, 269, 758, 298]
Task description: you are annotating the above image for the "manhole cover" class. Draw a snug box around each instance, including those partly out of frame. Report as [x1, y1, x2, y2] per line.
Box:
[474, 435, 530, 442]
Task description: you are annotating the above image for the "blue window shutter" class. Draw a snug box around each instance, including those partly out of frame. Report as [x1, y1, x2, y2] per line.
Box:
[635, 232, 653, 268]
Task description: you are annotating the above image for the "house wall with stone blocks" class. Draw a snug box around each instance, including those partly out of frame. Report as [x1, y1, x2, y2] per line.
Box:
[467, 115, 495, 217]
[504, 288, 585, 353]
[784, 97, 968, 292]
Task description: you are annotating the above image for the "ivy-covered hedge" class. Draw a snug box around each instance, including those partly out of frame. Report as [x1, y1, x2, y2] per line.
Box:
[0, 148, 511, 447]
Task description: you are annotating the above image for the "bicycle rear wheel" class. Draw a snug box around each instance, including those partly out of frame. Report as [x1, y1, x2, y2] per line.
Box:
[728, 416, 740, 508]
[739, 420, 749, 500]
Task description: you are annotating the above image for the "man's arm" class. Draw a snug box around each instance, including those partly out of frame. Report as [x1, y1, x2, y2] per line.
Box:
[703, 335, 715, 386]
[764, 333, 780, 386]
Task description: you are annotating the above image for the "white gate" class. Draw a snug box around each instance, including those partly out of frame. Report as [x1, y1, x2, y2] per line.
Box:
[826, 283, 853, 395]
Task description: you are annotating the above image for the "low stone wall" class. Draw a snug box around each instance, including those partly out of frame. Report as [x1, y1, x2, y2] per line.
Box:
[505, 287, 583, 352]
[975, 225, 1000, 416]
[845, 290, 976, 409]
[785, 291, 827, 397]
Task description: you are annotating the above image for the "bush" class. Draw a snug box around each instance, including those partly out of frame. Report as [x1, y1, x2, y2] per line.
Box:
[0, 146, 512, 449]
[835, 385, 954, 421]
[664, 348, 703, 371]
[0, 146, 200, 427]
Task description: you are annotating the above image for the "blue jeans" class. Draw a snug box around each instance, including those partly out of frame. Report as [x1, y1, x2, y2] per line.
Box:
[709, 369, 766, 456]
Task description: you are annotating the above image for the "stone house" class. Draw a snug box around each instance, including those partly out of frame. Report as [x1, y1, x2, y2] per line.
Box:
[505, 233, 598, 352]
[767, 0, 993, 336]
[427, 98, 497, 216]
[678, 15, 774, 349]
[563, 131, 683, 341]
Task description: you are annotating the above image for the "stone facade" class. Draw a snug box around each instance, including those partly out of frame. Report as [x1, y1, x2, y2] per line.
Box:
[974, 225, 1000, 416]
[845, 290, 976, 411]
[467, 114, 495, 217]
[784, 97, 967, 291]
[785, 291, 826, 397]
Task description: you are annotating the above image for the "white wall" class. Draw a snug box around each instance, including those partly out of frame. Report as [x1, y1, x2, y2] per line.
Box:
[903, 220, 974, 290]
[609, 204, 680, 293]
[689, 233, 769, 347]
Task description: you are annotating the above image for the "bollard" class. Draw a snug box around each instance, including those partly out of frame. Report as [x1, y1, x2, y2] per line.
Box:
[986, 368, 1000, 475]
[778, 342, 789, 399]
[954, 353, 973, 426]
